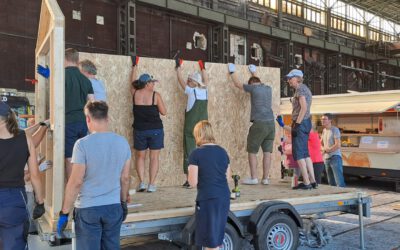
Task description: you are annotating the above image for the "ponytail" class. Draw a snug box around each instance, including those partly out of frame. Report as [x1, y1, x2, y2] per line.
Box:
[6, 111, 19, 136]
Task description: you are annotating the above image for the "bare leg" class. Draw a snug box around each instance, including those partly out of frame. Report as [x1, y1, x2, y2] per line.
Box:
[65, 158, 72, 182]
[149, 150, 160, 185]
[305, 157, 316, 183]
[248, 153, 258, 179]
[262, 152, 272, 180]
[297, 159, 310, 185]
[135, 150, 146, 183]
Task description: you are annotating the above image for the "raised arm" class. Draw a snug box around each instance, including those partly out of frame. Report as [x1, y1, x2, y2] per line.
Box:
[130, 55, 139, 95]
[176, 66, 186, 90]
[198, 60, 209, 86]
[228, 63, 244, 90]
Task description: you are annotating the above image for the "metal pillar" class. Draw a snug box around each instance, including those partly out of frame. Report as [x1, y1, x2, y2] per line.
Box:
[211, 25, 229, 63]
[118, 0, 136, 55]
[358, 192, 365, 250]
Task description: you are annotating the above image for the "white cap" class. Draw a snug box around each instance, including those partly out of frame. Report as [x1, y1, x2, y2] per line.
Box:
[188, 72, 205, 87]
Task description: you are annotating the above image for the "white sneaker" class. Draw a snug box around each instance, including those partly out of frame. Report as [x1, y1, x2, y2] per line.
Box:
[137, 182, 147, 192]
[147, 184, 157, 193]
[261, 178, 270, 185]
[242, 178, 259, 185]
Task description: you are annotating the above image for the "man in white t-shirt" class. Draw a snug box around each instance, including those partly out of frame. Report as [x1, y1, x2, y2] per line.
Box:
[175, 59, 209, 187]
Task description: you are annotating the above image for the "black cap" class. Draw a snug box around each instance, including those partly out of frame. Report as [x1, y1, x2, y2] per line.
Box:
[0, 101, 11, 117]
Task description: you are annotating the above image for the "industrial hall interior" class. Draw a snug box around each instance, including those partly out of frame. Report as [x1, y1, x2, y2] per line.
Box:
[1, 0, 400, 250]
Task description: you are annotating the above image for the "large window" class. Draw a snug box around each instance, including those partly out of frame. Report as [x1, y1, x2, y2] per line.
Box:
[250, 0, 400, 42]
[251, 0, 277, 9]
[283, 0, 302, 17]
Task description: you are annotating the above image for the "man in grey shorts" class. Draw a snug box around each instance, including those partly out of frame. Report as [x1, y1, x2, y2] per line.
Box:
[287, 69, 316, 190]
[228, 63, 275, 185]
[57, 101, 131, 249]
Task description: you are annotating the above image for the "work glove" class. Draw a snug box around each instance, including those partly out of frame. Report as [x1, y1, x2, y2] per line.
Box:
[228, 63, 235, 74]
[121, 201, 128, 222]
[37, 65, 50, 79]
[131, 55, 139, 67]
[248, 64, 256, 74]
[198, 60, 205, 70]
[175, 57, 183, 69]
[276, 115, 285, 128]
[57, 211, 69, 236]
[32, 202, 45, 219]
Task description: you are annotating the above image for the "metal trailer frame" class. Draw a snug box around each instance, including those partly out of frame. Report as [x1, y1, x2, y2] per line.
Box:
[39, 191, 371, 249]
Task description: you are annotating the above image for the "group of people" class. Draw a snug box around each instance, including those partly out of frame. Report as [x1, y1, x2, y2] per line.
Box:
[0, 47, 346, 250]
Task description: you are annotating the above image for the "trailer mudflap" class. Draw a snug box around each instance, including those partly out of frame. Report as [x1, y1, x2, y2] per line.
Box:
[248, 201, 303, 235]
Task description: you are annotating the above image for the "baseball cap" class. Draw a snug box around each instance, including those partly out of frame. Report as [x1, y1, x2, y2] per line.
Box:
[138, 74, 157, 84]
[0, 101, 11, 117]
[286, 69, 303, 79]
[188, 72, 205, 87]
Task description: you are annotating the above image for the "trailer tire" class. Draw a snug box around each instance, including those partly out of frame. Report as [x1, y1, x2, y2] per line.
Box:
[222, 223, 242, 250]
[254, 212, 299, 250]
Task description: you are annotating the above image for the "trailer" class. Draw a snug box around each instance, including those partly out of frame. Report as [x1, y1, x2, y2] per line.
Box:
[37, 182, 371, 250]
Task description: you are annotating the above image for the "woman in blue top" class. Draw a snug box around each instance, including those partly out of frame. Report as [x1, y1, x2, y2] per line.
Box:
[188, 120, 231, 250]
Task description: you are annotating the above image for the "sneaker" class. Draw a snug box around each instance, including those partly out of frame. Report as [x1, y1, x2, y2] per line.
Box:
[242, 178, 259, 185]
[311, 182, 318, 189]
[147, 184, 157, 193]
[261, 178, 270, 185]
[137, 182, 147, 192]
[292, 183, 312, 190]
[182, 181, 190, 188]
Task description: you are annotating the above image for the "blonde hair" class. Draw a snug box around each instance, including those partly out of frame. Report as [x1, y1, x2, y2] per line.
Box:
[193, 120, 216, 146]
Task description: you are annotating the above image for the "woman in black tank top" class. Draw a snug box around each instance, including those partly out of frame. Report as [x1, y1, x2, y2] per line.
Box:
[130, 62, 167, 193]
[0, 101, 45, 249]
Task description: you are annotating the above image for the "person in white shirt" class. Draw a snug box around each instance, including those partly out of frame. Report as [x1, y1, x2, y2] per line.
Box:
[175, 59, 209, 188]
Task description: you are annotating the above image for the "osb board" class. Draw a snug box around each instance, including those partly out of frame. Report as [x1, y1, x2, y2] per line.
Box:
[80, 53, 281, 186]
[125, 181, 362, 221]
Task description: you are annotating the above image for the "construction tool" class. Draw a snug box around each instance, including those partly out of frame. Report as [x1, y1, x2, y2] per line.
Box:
[25, 78, 38, 85]
[231, 175, 240, 199]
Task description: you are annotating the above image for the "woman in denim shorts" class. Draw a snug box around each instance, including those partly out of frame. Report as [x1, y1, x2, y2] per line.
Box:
[130, 56, 167, 193]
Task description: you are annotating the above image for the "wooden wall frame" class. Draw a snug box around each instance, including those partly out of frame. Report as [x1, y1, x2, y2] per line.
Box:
[35, 0, 65, 230]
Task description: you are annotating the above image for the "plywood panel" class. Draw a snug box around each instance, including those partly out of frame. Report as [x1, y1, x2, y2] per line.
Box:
[80, 53, 281, 187]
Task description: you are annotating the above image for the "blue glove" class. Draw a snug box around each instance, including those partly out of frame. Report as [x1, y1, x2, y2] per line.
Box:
[57, 212, 69, 236]
[37, 65, 50, 79]
[248, 64, 256, 73]
[228, 63, 235, 74]
[276, 115, 285, 127]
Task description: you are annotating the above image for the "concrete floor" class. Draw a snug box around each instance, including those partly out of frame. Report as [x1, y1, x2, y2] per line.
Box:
[25, 177, 400, 250]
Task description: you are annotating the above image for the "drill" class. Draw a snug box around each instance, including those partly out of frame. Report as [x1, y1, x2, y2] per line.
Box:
[231, 175, 241, 198]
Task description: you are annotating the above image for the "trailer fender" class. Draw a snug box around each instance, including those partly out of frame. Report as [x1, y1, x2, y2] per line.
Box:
[181, 211, 245, 245]
[247, 201, 303, 235]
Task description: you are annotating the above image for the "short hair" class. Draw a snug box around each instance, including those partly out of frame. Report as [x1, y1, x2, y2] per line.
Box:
[248, 76, 261, 84]
[322, 113, 334, 120]
[80, 60, 97, 75]
[193, 120, 216, 146]
[84, 101, 108, 120]
[65, 48, 79, 63]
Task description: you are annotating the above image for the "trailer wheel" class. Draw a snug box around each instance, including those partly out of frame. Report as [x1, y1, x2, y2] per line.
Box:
[255, 212, 299, 250]
[222, 223, 241, 250]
